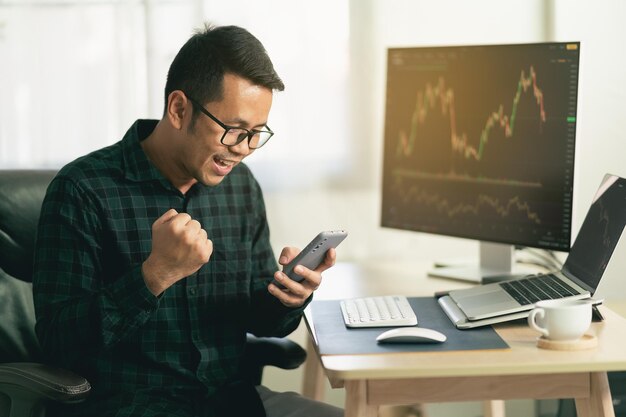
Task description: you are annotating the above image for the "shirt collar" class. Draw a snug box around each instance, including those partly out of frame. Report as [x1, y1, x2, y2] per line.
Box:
[121, 119, 164, 183]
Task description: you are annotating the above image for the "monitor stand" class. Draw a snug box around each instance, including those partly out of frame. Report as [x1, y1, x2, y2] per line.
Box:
[428, 241, 529, 284]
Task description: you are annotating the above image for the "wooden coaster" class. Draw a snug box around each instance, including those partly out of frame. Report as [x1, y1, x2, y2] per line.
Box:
[537, 333, 598, 350]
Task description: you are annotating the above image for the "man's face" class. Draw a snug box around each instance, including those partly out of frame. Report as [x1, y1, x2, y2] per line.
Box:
[181, 73, 273, 187]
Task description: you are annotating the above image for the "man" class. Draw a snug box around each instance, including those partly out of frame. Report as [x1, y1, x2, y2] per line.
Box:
[33, 24, 343, 417]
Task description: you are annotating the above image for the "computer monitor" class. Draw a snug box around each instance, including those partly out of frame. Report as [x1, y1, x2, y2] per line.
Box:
[380, 42, 580, 282]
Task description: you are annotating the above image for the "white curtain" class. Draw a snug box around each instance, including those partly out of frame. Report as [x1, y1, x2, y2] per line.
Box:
[0, 0, 350, 190]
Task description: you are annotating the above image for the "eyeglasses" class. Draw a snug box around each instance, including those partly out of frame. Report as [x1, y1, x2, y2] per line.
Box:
[185, 95, 274, 149]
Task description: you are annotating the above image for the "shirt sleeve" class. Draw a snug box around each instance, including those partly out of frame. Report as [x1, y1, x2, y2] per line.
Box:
[245, 180, 311, 337]
[33, 175, 159, 366]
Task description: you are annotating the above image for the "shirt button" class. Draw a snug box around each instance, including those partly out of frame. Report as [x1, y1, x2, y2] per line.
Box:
[188, 288, 197, 296]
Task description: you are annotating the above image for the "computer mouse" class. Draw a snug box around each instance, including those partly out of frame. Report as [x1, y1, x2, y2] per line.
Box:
[376, 327, 447, 344]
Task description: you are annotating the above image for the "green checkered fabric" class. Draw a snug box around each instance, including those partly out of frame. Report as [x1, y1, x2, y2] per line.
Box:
[33, 120, 306, 416]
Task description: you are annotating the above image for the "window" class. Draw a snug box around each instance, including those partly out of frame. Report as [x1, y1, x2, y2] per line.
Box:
[0, 0, 350, 190]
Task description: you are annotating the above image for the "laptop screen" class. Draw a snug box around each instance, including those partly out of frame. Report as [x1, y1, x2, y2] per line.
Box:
[563, 174, 626, 292]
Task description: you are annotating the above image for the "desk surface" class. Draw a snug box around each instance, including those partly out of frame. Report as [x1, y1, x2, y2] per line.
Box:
[313, 261, 474, 301]
[308, 261, 626, 381]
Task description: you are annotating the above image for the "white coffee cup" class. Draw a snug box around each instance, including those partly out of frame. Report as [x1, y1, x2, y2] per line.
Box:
[528, 299, 592, 341]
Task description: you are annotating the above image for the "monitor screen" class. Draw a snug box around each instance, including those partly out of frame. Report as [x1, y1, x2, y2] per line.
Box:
[381, 42, 580, 280]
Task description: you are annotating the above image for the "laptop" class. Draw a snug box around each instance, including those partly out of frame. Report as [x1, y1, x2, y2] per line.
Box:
[439, 173, 626, 329]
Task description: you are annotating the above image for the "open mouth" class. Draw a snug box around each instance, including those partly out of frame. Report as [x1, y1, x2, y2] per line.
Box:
[212, 155, 238, 176]
[214, 155, 235, 167]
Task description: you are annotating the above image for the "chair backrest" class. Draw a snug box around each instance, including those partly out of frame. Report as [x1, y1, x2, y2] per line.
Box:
[0, 170, 57, 363]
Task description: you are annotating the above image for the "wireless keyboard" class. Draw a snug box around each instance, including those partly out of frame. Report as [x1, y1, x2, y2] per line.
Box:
[340, 295, 418, 328]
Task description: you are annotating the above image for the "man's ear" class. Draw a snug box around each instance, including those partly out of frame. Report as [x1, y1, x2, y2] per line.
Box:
[166, 91, 188, 130]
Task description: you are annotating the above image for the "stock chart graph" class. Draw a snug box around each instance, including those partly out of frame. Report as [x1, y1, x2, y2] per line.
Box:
[381, 42, 580, 250]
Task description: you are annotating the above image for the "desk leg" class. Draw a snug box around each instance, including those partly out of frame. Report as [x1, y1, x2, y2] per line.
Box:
[345, 380, 378, 417]
[574, 372, 615, 417]
[301, 336, 326, 401]
[483, 400, 505, 417]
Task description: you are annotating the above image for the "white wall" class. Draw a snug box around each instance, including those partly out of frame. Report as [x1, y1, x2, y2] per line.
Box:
[549, 0, 626, 301]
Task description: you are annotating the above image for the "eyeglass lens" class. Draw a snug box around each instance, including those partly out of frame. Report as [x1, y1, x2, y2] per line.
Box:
[222, 129, 272, 149]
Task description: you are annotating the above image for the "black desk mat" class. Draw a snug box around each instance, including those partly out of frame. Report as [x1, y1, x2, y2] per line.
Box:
[311, 297, 509, 354]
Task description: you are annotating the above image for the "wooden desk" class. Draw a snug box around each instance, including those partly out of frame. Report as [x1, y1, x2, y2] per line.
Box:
[303, 262, 626, 417]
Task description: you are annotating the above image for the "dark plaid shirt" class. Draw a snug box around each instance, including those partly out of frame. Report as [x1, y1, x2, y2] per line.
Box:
[33, 120, 306, 416]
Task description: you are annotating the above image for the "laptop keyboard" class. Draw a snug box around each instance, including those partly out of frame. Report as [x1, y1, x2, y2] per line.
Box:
[500, 274, 579, 305]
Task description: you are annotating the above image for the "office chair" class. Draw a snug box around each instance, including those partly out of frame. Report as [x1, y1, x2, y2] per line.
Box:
[0, 170, 306, 417]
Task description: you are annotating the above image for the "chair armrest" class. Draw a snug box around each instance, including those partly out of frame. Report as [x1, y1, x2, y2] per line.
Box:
[245, 334, 307, 370]
[0, 362, 90, 403]
[242, 335, 307, 385]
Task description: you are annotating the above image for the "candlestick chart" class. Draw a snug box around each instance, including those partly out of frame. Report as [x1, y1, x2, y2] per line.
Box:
[381, 43, 579, 250]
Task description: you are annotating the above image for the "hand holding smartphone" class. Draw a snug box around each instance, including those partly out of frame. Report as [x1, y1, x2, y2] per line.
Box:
[272, 230, 348, 289]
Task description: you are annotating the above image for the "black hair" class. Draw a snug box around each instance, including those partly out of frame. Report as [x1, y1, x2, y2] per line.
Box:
[164, 23, 285, 117]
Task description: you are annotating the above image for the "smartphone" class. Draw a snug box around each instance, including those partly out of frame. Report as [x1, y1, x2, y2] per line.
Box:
[272, 230, 348, 288]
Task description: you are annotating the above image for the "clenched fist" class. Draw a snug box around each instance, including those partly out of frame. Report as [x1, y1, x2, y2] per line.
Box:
[142, 209, 213, 295]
